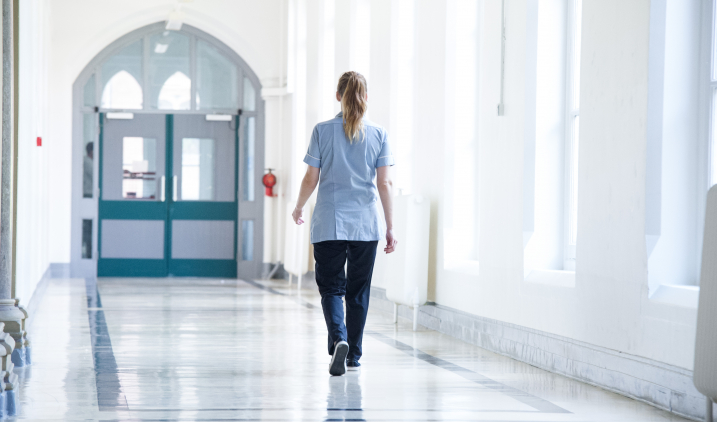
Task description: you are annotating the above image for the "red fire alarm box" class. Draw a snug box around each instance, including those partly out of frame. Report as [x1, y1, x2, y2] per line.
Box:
[36, 137, 42, 147]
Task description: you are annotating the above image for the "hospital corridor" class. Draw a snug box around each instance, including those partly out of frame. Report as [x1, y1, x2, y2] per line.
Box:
[0, 0, 715, 421]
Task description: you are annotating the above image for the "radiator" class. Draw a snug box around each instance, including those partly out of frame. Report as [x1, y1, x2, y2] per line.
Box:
[695, 185, 717, 421]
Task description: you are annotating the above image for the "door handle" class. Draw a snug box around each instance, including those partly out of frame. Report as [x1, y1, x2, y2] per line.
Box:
[160, 176, 165, 202]
[173, 175, 178, 202]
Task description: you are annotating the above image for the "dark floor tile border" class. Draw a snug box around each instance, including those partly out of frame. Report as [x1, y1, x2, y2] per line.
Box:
[242, 279, 316, 309]
[128, 407, 547, 413]
[85, 278, 129, 411]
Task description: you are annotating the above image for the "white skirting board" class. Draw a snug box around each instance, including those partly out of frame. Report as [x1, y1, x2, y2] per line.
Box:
[26, 264, 69, 331]
[369, 286, 707, 421]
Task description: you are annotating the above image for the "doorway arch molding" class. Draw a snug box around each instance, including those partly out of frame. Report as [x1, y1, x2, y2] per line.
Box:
[70, 22, 265, 278]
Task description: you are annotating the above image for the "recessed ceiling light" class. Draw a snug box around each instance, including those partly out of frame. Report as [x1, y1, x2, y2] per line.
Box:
[154, 43, 169, 54]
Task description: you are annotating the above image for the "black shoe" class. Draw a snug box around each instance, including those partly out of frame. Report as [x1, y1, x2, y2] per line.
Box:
[347, 360, 361, 371]
[329, 341, 349, 376]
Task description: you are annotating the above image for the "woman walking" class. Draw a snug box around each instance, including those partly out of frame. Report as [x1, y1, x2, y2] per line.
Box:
[292, 71, 397, 376]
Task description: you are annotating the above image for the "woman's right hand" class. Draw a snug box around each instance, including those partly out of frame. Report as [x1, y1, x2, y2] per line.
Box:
[292, 207, 304, 225]
[384, 229, 397, 254]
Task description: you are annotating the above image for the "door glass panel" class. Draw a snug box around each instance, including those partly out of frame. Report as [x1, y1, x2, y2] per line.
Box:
[82, 219, 92, 259]
[122, 137, 158, 200]
[173, 115, 235, 202]
[243, 117, 255, 201]
[197, 40, 239, 110]
[83, 113, 95, 198]
[181, 138, 215, 200]
[243, 78, 256, 111]
[84, 74, 96, 107]
[241, 220, 254, 261]
[101, 40, 143, 109]
[150, 31, 190, 110]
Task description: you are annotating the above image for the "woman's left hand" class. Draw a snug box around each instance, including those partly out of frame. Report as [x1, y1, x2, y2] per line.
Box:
[292, 207, 304, 225]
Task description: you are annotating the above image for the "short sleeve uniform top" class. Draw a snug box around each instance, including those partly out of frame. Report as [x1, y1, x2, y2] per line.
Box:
[303, 112, 395, 244]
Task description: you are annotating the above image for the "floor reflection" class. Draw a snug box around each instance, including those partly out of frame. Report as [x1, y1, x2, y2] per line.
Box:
[326, 373, 364, 421]
[11, 278, 695, 422]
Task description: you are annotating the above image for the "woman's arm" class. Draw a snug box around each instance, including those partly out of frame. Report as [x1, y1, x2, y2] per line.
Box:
[292, 166, 320, 225]
[377, 166, 398, 253]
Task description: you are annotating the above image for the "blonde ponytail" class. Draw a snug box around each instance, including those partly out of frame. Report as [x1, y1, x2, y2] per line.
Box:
[337, 71, 368, 143]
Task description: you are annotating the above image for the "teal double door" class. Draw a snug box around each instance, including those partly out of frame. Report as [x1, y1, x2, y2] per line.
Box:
[98, 113, 241, 277]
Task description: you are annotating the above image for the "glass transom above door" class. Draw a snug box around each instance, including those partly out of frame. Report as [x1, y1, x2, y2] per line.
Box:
[150, 32, 191, 110]
[86, 28, 258, 114]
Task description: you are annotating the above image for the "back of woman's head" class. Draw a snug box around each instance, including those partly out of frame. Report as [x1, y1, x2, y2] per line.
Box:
[337, 71, 367, 143]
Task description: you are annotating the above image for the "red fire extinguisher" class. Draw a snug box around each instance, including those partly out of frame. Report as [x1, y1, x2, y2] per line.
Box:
[262, 169, 277, 197]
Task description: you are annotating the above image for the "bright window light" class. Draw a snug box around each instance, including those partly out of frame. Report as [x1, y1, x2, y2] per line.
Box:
[321, 0, 335, 119]
[392, 0, 414, 194]
[446, 0, 479, 263]
[101, 70, 143, 110]
[157, 71, 191, 110]
[351, 0, 371, 80]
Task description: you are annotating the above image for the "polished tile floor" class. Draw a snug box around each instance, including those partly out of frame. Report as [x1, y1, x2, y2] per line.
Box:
[13, 277, 691, 421]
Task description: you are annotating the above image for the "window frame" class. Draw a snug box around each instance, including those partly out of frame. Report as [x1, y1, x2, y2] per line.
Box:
[442, 0, 482, 274]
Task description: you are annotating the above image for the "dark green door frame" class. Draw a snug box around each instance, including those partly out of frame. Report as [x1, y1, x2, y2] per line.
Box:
[98, 113, 239, 278]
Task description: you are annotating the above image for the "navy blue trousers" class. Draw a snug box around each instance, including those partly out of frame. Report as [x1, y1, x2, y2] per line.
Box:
[313, 240, 378, 362]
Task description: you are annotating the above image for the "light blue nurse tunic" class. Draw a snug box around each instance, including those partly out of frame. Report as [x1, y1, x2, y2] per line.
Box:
[303, 112, 395, 244]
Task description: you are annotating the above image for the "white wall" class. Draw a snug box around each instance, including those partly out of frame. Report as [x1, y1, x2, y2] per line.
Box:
[15, 0, 51, 304]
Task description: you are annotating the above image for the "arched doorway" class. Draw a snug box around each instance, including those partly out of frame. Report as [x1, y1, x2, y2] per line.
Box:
[70, 23, 264, 279]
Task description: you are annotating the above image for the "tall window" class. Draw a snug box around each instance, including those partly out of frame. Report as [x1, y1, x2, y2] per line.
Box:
[444, 0, 480, 270]
[391, 0, 414, 194]
[524, 0, 574, 280]
[321, 0, 335, 119]
[564, 0, 582, 270]
[644, 0, 702, 294]
[350, 0, 371, 80]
